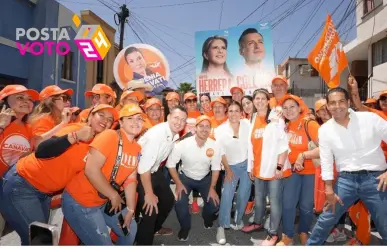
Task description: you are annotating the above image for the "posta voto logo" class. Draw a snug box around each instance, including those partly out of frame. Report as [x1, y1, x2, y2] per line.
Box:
[15, 14, 111, 61]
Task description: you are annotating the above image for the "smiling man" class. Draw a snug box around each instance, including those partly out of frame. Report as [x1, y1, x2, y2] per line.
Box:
[307, 87, 387, 245]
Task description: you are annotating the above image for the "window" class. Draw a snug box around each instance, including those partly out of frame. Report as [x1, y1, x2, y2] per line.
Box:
[61, 51, 73, 81]
[310, 67, 319, 77]
[96, 60, 104, 83]
[372, 37, 387, 67]
[363, 0, 374, 15]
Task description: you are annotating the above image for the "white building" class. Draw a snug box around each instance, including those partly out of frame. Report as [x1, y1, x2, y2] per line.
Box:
[344, 0, 387, 98]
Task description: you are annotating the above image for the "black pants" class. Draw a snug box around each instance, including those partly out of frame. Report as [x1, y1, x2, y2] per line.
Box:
[135, 168, 175, 245]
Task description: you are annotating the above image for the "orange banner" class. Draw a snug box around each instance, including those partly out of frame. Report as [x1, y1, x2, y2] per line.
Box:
[308, 15, 348, 88]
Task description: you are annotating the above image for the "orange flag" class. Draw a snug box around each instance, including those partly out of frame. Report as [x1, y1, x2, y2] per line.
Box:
[308, 15, 348, 88]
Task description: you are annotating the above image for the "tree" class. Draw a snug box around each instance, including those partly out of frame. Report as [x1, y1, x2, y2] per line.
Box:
[177, 82, 196, 94]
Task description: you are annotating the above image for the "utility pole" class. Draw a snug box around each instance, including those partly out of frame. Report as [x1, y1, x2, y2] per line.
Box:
[112, 4, 130, 102]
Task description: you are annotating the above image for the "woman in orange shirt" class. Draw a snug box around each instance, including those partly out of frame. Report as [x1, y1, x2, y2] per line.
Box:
[277, 95, 320, 246]
[199, 93, 214, 117]
[29, 85, 74, 148]
[61, 104, 144, 245]
[241, 89, 289, 246]
[144, 98, 163, 127]
[0, 104, 117, 245]
[0, 85, 39, 177]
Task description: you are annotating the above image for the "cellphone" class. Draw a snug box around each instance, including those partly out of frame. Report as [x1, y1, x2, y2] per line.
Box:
[29, 221, 59, 245]
[118, 213, 129, 236]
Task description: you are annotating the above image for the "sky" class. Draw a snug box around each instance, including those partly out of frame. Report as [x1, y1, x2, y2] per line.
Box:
[57, 0, 356, 88]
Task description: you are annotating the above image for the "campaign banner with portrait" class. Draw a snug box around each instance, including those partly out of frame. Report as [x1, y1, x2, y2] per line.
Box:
[114, 44, 170, 95]
[195, 23, 275, 97]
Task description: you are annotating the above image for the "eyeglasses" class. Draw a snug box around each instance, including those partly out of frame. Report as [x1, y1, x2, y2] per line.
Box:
[126, 117, 145, 123]
[185, 99, 197, 104]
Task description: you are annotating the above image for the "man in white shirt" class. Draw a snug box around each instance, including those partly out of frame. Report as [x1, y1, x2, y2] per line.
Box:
[307, 87, 387, 245]
[135, 106, 187, 245]
[167, 115, 221, 241]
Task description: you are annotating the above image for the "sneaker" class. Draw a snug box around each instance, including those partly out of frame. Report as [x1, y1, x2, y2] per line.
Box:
[216, 227, 226, 245]
[241, 223, 263, 233]
[276, 234, 293, 246]
[299, 232, 308, 245]
[230, 221, 244, 231]
[262, 234, 278, 246]
[177, 228, 189, 241]
[345, 238, 361, 246]
[155, 227, 173, 236]
[191, 201, 200, 214]
[245, 201, 254, 215]
[326, 228, 347, 243]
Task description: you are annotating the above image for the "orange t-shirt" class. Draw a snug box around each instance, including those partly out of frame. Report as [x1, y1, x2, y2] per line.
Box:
[287, 117, 320, 175]
[269, 97, 278, 109]
[209, 116, 228, 139]
[17, 123, 90, 193]
[65, 129, 141, 207]
[30, 114, 56, 137]
[203, 110, 214, 117]
[0, 122, 33, 176]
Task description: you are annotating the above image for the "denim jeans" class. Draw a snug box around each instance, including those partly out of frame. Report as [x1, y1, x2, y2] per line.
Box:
[62, 191, 137, 245]
[282, 173, 315, 238]
[254, 177, 283, 235]
[0, 166, 50, 245]
[307, 171, 387, 245]
[219, 160, 251, 227]
[175, 172, 218, 230]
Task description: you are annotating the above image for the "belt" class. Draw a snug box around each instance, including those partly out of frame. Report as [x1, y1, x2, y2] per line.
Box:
[341, 169, 386, 175]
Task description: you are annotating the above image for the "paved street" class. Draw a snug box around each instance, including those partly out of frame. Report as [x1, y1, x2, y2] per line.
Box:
[0, 187, 383, 246]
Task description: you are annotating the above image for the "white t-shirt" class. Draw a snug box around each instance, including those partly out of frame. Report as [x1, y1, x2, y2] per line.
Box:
[166, 136, 221, 181]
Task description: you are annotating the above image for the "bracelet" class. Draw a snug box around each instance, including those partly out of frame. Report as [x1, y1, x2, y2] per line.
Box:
[71, 131, 78, 144]
[127, 207, 135, 213]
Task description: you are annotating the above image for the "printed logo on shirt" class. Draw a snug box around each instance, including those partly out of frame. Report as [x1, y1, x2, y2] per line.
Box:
[253, 128, 265, 139]
[0, 134, 31, 167]
[206, 148, 214, 158]
[120, 153, 139, 169]
[288, 132, 303, 145]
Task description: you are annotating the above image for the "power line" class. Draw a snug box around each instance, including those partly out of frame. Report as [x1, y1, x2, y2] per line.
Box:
[237, 0, 269, 25]
[127, 22, 144, 42]
[96, 0, 119, 12]
[106, 0, 120, 7]
[218, 0, 225, 29]
[132, 0, 219, 9]
[271, 0, 307, 28]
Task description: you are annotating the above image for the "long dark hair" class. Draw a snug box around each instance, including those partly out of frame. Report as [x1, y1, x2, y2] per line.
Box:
[0, 97, 29, 123]
[201, 36, 232, 77]
[124, 47, 154, 76]
[241, 95, 253, 117]
[251, 89, 271, 123]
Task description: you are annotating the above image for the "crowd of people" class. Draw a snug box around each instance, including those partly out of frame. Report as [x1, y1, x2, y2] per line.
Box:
[0, 75, 386, 246]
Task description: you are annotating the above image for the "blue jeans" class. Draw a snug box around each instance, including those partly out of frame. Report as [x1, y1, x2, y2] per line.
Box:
[175, 172, 218, 230]
[254, 178, 283, 235]
[282, 173, 315, 238]
[307, 171, 387, 245]
[62, 191, 137, 245]
[0, 166, 50, 245]
[219, 160, 251, 227]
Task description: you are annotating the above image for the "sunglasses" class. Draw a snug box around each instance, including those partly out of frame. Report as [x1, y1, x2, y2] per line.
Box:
[185, 99, 197, 104]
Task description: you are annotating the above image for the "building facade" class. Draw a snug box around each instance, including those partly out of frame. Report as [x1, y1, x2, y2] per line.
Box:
[344, 0, 387, 99]
[0, 0, 88, 107]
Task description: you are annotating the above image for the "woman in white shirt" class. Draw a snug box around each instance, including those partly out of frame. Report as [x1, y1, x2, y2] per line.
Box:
[215, 101, 251, 245]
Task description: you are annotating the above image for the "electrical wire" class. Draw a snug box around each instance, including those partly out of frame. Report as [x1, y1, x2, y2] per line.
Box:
[96, 0, 119, 12]
[132, 0, 219, 9]
[106, 0, 120, 7]
[218, 0, 225, 29]
[237, 0, 269, 25]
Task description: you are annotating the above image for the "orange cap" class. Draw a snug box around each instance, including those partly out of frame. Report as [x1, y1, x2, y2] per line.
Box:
[365, 98, 377, 104]
[91, 104, 119, 121]
[272, 75, 288, 85]
[119, 104, 146, 119]
[315, 99, 327, 112]
[279, 94, 309, 114]
[39, 85, 73, 101]
[196, 115, 211, 126]
[144, 98, 162, 110]
[380, 90, 387, 97]
[230, 86, 244, 95]
[0, 85, 39, 101]
[210, 97, 227, 108]
[166, 92, 180, 102]
[78, 108, 90, 122]
[70, 106, 81, 113]
[85, 84, 116, 98]
[184, 92, 197, 101]
[120, 90, 144, 103]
